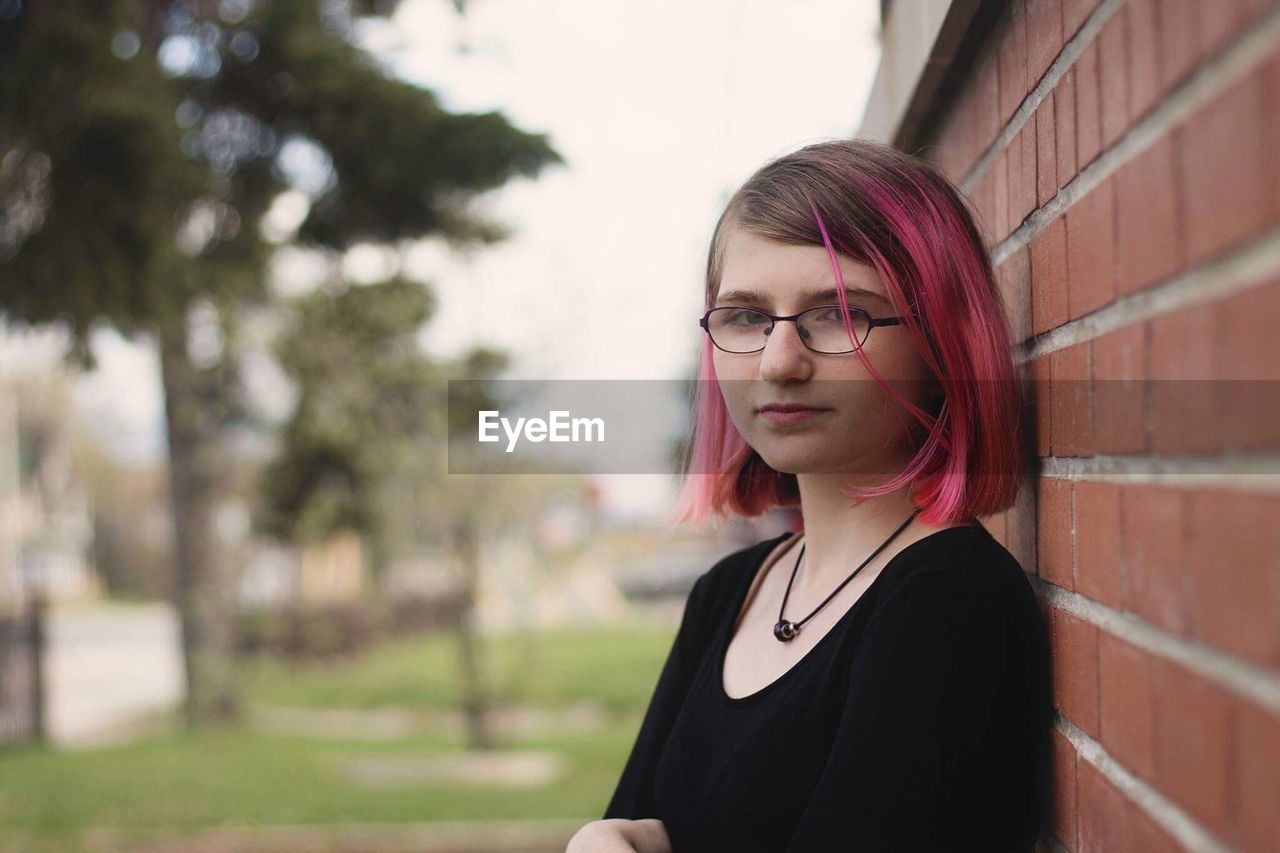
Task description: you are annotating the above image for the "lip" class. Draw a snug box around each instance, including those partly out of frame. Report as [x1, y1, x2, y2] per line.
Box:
[758, 404, 831, 425]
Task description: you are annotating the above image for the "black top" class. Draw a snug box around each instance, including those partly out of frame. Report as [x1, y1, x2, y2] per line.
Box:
[602, 523, 1051, 852]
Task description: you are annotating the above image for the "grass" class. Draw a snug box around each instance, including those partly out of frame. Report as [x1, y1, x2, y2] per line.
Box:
[241, 622, 676, 715]
[0, 622, 677, 844]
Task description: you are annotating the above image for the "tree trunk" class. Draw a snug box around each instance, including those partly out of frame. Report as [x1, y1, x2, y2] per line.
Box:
[452, 513, 494, 750]
[157, 311, 240, 727]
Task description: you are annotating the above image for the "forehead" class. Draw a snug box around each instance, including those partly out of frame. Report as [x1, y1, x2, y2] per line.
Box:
[716, 228, 889, 306]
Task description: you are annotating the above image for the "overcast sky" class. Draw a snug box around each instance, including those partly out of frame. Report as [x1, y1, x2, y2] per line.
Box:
[0, 0, 883, 519]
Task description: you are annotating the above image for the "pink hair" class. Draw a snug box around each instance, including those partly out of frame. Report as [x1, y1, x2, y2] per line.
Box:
[669, 139, 1025, 530]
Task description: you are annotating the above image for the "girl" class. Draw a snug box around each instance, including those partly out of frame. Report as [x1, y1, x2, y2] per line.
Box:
[569, 139, 1051, 852]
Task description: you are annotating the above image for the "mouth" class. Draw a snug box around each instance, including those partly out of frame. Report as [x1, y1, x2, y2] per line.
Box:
[757, 404, 831, 425]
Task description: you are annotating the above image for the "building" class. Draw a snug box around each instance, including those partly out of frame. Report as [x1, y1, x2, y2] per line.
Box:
[864, 1, 1280, 849]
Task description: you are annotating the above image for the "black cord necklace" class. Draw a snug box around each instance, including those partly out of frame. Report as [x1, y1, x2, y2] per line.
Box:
[773, 507, 921, 642]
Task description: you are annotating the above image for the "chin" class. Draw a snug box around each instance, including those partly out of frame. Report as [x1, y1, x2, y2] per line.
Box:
[753, 446, 832, 475]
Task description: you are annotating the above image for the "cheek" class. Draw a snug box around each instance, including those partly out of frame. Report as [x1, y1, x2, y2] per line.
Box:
[857, 343, 934, 399]
[712, 354, 753, 398]
[711, 359, 756, 429]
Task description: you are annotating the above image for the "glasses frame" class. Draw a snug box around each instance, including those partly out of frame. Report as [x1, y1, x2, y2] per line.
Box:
[699, 304, 905, 354]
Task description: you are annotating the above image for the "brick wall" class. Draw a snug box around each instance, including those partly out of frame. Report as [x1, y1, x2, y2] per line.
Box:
[915, 1, 1280, 849]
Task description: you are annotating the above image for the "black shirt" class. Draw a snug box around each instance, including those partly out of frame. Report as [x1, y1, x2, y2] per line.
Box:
[602, 523, 1051, 852]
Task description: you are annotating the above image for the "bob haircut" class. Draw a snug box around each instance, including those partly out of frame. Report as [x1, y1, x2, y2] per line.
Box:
[670, 138, 1026, 530]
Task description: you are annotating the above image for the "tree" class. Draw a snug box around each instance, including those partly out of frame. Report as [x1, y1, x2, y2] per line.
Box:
[259, 276, 442, 577]
[0, 0, 563, 725]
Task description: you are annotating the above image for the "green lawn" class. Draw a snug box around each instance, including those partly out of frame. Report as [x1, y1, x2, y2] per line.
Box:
[0, 623, 676, 845]
[241, 622, 676, 715]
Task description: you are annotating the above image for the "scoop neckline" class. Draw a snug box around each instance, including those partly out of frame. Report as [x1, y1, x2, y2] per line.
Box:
[715, 523, 982, 707]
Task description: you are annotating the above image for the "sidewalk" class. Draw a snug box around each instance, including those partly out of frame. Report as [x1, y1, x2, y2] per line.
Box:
[44, 600, 184, 747]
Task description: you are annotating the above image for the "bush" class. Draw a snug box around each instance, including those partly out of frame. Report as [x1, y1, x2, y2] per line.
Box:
[236, 592, 467, 661]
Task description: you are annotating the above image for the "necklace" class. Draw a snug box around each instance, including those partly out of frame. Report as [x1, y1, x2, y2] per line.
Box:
[773, 507, 921, 642]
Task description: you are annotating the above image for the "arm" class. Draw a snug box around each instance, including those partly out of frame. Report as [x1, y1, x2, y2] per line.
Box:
[602, 570, 711, 820]
[783, 570, 1007, 852]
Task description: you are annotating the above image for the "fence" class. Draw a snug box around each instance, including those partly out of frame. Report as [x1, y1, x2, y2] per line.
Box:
[0, 594, 45, 746]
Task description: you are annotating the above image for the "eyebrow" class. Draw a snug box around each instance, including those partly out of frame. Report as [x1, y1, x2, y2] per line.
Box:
[714, 287, 891, 308]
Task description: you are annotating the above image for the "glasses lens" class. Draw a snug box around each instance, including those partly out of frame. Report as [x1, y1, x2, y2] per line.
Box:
[707, 308, 771, 352]
[797, 306, 870, 353]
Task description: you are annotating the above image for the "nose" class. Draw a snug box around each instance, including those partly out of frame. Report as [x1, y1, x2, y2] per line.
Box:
[758, 319, 815, 382]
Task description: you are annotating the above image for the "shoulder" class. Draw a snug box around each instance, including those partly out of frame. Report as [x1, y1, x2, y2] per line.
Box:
[868, 524, 1041, 635]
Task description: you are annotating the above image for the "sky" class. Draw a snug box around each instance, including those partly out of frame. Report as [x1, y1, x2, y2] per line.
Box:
[0, 0, 884, 520]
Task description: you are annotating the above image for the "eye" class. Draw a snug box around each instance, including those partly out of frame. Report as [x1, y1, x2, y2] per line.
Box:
[724, 309, 769, 326]
[804, 306, 861, 325]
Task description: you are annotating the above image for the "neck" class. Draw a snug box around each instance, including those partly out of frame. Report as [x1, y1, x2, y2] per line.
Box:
[789, 472, 921, 599]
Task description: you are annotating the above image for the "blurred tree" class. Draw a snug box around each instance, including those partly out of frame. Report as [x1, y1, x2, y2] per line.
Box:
[259, 276, 441, 575]
[0, 0, 563, 726]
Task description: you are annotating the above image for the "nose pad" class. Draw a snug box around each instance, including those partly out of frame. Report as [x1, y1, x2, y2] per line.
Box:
[758, 320, 816, 382]
[763, 319, 810, 352]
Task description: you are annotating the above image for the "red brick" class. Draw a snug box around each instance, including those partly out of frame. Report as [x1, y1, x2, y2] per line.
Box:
[1148, 301, 1223, 454]
[1262, 55, 1280, 225]
[1007, 131, 1025, 231]
[1021, 119, 1039, 220]
[1063, 0, 1097, 41]
[1099, 633, 1157, 780]
[1033, 354, 1052, 457]
[969, 161, 996, 241]
[1186, 490, 1280, 666]
[1157, 0, 1201, 94]
[1120, 486, 1188, 634]
[1217, 276, 1280, 449]
[944, 88, 978, 179]
[1074, 481, 1122, 607]
[1002, 478, 1038, 571]
[1050, 727, 1080, 849]
[975, 49, 1002, 155]
[994, 149, 1010, 239]
[1037, 97, 1058, 206]
[1056, 67, 1079, 188]
[1065, 179, 1115, 318]
[1075, 40, 1103, 167]
[1176, 68, 1270, 266]
[1216, 276, 1280, 378]
[1115, 134, 1182, 295]
[1127, 0, 1162, 121]
[1235, 697, 1280, 851]
[1038, 476, 1074, 589]
[1198, 0, 1253, 58]
[1027, 0, 1065, 88]
[1050, 607, 1100, 737]
[1244, 0, 1276, 21]
[999, 0, 1030, 127]
[1125, 802, 1184, 851]
[1050, 342, 1093, 457]
[1090, 323, 1146, 454]
[1153, 659, 1235, 835]
[1029, 216, 1068, 335]
[1098, 7, 1130, 150]
[957, 83, 984, 176]
[1077, 759, 1127, 852]
[1001, 246, 1033, 345]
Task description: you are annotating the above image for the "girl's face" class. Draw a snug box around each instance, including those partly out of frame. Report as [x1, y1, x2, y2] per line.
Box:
[711, 227, 936, 477]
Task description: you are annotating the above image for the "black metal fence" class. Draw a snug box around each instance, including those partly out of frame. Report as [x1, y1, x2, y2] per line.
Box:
[0, 595, 44, 746]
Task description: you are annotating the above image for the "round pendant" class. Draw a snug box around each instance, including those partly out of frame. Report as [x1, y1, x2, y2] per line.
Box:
[773, 619, 800, 642]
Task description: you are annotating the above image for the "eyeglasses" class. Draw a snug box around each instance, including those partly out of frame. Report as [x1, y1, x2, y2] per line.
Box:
[699, 305, 904, 354]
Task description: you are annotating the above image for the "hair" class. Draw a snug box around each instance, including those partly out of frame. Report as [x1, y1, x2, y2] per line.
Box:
[669, 138, 1026, 530]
